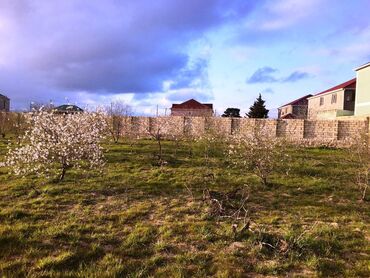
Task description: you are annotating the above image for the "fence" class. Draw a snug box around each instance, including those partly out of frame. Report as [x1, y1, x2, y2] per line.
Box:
[125, 116, 370, 145]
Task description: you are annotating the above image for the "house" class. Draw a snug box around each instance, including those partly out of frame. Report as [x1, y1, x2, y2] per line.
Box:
[54, 105, 84, 114]
[354, 62, 370, 117]
[307, 78, 356, 119]
[171, 99, 213, 117]
[0, 94, 10, 112]
[278, 94, 312, 119]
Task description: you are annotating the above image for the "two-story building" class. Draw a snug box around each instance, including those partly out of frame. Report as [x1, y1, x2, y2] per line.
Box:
[307, 78, 356, 119]
[278, 94, 312, 119]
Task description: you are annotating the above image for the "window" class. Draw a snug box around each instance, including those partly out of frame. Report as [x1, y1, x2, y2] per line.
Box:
[320, 97, 324, 106]
[331, 94, 337, 104]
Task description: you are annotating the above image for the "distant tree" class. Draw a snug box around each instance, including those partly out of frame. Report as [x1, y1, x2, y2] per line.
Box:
[105, 101, 132, 143]
[222, 108, 241, 118]
[246, 94, 269, 118]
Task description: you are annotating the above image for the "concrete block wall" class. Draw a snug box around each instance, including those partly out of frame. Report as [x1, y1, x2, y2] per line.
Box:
[148, 116, 185, 137]
[277, 119, 304, 139]
[238, 119, 257, 136]
[337, 119, 369, 140]
[304, 120, 338, 140]
[124, 116, 370, 145]
[185, 117, 206, 137]
[256, 119, 278, 137]
[205, 117, 232, 136]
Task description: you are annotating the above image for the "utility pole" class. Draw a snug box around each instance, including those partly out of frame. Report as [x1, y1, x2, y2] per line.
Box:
[156, 105, 159, 117]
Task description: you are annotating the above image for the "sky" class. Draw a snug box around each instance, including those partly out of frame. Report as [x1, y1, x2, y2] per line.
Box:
[0, 0, 370, 116]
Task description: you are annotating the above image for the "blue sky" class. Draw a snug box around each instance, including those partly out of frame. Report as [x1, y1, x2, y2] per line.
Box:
[0, 0, 369, 116]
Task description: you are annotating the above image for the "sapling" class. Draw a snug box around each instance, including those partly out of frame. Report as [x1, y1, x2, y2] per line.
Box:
[228, 127, 288, 186]
[105, 101, 132, 143]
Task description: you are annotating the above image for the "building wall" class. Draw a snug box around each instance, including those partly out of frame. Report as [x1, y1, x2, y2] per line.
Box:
[121, 116, 369, 146]
[355, 65, 370, 116]
[171, 108, 213, 117]
[278, 105, 293, 118]
[278, 97, 309, 119]
[0, 97, 10, 112]
[292, 105, 309, 119]
[308, 89, 345, 119]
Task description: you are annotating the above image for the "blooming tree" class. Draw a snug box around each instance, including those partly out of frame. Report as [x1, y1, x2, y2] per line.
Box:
[227, 128, 288, 186]
[3, 110, 107, 181]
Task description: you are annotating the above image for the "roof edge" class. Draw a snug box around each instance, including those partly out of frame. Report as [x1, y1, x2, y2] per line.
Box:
[278, 94, 312, 108]
[307, 88, 345, 99]
[355, 62, 370, 71]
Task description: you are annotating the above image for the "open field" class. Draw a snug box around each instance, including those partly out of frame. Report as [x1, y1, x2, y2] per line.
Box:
[0, 138, 369, 277]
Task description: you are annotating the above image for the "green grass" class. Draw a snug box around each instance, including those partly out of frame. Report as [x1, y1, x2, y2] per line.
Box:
[0, 138, 369, 277]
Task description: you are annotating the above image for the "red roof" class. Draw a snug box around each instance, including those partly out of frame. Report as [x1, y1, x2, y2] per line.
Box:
[313, 78, 356, 96]
[279, 94, 312, 108]
[171, 99, 213, 110]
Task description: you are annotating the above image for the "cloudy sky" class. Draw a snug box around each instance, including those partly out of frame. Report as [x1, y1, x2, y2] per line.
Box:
[1, 0, 369, 116]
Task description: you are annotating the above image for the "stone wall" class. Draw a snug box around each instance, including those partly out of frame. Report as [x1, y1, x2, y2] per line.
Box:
[337, 119, 369, 140]
[124, 116, 370, 145]
[304, 120, 338, 140]
[277, 119, 304, 139]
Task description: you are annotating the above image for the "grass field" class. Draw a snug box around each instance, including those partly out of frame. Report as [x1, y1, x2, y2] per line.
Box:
[0, 138, 369, 277]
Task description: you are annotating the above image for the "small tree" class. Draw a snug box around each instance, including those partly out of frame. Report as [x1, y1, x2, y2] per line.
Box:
[3, 110, 107, 181]
[11, 113, 27, 144]
[227, 128, 288, 186]
[106, 101, 132, 143]
[147, 117, 184, 164]
[246, 94, 269, 118]
[222, 108, 241, 118]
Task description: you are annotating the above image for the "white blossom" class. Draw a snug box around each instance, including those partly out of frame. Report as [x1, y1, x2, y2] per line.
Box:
[3, 110, 107, 181]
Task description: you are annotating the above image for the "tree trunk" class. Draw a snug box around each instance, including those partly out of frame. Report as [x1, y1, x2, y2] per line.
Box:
[59, 165, 67, 182]
[157, 137, 162, 161]
[261, 176, 268, 186]
[362, 183, 368, 201]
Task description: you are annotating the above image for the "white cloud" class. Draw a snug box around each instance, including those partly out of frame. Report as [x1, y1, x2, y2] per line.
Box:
[313, 27, 370, 63]
[247, 0, 324, 31]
